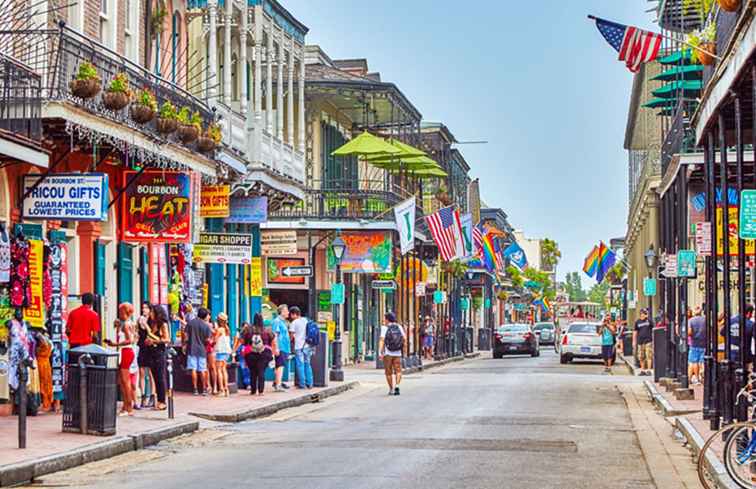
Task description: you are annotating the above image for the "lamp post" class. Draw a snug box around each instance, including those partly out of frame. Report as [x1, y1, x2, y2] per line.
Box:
[329, 233, 347, 382]
[644, 245, 657, 317]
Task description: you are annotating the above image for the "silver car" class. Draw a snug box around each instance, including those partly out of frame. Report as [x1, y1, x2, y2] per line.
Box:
[533, 322, 555, 345]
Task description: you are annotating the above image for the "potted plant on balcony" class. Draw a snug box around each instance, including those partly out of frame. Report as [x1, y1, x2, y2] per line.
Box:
[688, 21, 717, 66]
[156, 101, 178, 135]
[718, 0, 740, 12]
[69, 61, 101, 99]
[102, 72, 131, 111]
[435, 185, 452, 206]
[130, 88, 157, 123]
[176, 107, 201, 144]
[197, 123, 221, 152]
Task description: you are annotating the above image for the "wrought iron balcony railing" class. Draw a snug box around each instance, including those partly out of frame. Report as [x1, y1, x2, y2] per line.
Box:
[702, 5, 744, 89]
[661, 100, 698, 173]
[0, 24, 214, 153]
[0, 54, 42, 142]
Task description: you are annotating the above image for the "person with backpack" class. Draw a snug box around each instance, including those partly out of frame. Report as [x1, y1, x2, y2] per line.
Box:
[242, 313, 277, 396]
[379, 312, 406, 396]
[289, 306, 316, 389]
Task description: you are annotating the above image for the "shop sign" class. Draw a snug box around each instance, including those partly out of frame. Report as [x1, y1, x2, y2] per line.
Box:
[330, 283, 345, 304]
[317, 311, 332, 323]
[200, 185, 230, 218]
[415, 282, 426, 296]
[23, 239, 44, 328]
[267, 257, 307, 285]
[261, 230, 298, 255]
[695, 222, 712, 256]
[22, 173, 108, 221]
[371, 280, 396, 290]
[739, 190, 756, 239]
[661, 254, 678, 278]
[327, 320, 336, 341]
[433, 290, 445, 304]
[249, 257, 262, 296]
[193, 232, 253, 264]
[122, 171, 192, 243]
[460, 297, 470, 311]
[677, 250, 697, 278]
[226, 196, 268, 223]
[48, 241, 67, 395]
[149, 243, 169, 305]
[643, 277, 657, 297]
[318, 291, 331, 312]
[327, 232, 392, 273]
[716, 206, 756, 256]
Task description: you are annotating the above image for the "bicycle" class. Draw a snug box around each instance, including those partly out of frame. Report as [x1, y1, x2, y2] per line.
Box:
[697, 372, 756, 489]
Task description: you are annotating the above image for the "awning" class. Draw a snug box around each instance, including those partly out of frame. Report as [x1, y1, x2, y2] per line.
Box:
[651, 64, 704, 81]
[652, 80, 703, 98]
[0, 134, 49, 168]
[216, 148, 247, 174]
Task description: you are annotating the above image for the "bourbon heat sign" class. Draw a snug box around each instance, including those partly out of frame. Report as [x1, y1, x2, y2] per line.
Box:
[121, 171, 192, 243]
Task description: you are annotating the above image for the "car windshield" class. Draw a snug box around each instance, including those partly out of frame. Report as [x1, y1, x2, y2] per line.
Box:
[533, 323, 554, 331]
[568, 323, 599, 334]
[499, 325, 529, 333]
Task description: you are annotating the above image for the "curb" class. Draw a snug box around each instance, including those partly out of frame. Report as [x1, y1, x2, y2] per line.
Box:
[0, 420, 198, 487]
[188, 380, 359, 423]
[618, 352, 642, 376]
[675, 417, 741, 489]
[643, 380, 700, 417]
[403, 352, 481, 375]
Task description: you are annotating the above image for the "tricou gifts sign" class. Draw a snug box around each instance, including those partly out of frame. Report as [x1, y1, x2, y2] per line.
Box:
[121, 171, 192, 243]
[23, 173, 108, 221]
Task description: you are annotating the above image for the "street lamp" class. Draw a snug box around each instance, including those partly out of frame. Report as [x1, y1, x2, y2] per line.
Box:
[329, 232, 346, 382]
[644, 244, 657, 318]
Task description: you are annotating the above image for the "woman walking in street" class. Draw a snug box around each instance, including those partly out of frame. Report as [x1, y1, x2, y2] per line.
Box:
[599, 315, 617, 373]
[106, 303, 136, 415]
[243, 313, 277, 396]
[214, 316, 232, 397]
[145, 305, 170, 410]
[136, 302, 154, 408]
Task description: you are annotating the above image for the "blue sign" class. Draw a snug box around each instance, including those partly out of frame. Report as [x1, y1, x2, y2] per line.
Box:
[460, 297, 469, 311]
[433, 290, 444, 304]
[643, 278, 657, 297]
[740, 190, 756, 239]
[677, 250, 697, 278]
[22, 173, 108, 221]
[330, 283, 345, 305]
[226, 196, 268, 223]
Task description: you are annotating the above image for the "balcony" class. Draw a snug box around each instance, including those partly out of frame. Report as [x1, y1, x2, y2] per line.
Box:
[702, 5, 744, 89]
[0, 54, 42, 142]
[661, 100, 697, 174]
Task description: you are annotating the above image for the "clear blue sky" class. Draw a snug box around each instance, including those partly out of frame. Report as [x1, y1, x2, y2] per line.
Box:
[285, 0, 656, 282]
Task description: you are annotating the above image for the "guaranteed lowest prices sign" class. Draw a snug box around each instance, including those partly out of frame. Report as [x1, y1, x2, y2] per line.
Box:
[23, 173, 108, 221]
[121, 171, 192, 242]
[193, 232, 253, 264]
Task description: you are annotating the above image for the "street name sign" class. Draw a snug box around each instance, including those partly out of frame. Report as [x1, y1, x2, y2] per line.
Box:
[643, 277, 657, 297]
[371, 280, 396, 290]
[281, 265, 313, 277]
[331, 283, 345, 304]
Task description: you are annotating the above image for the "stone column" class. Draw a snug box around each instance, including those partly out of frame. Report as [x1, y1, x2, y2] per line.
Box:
[207, 0, 218, 104]
[287, 41, 294, 146]
[223, 0, 232, 105]
[298, 49, 305, 153]
[265, 22, 273, 134]
[276, 30, 284, 141]
[239, 7, 248, 114]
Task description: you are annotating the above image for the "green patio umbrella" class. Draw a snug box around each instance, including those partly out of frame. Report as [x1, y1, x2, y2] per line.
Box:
[658, 49, 694, 65]
[331, 131, 401, 157]
[652, 80, 703, 98]
[642, 98, 678, 109]
[651, 64, 704, 81]
[410, 165, 448, 178]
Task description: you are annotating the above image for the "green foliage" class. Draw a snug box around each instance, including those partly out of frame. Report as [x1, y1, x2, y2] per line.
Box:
[190, 111, 202, 130]
[150, 3, 167, 37]
[177, 106, 191, 124]
[107, 72, 129, 94]
[687, 20, 717, 63]
[505, 265, 524, 289]
[443, 259, 467, 279]
[541, 238, 562, 270]
[207, 123, 222, 144]
[159, 101, 177, 120]
[75, 61, 99, 81]
[135, 88, 157, 111]
[564, 271, 587, 302]
[683, 0, 715, 22]
[588, 281, 610, 306]
[605, 263, 625, 285]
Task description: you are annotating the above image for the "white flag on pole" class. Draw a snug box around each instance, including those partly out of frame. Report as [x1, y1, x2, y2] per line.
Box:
[394, 197, 416, 254]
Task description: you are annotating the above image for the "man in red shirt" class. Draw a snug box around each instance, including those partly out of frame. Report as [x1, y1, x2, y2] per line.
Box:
[66, 293, 101, 348]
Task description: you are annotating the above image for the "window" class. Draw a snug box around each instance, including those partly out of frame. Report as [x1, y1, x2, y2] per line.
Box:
[99, 0, 116, 49]
[568, 324, 599, 334]
[67, 0, 83, 31]
[124, 0, 139, 61]
[171, 11, 180, 83]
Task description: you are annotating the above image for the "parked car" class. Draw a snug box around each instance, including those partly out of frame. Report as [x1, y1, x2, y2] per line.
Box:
[558, 322, 602, 364]
[533, 322, 555, 345]
[493, 324, 540, 359]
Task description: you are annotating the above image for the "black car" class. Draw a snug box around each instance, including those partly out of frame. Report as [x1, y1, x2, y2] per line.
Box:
[493, 324, 540, 359]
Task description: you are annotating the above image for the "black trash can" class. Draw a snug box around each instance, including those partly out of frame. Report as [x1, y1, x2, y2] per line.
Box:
[653, 327, 668, 382]
[62, 344, 119, 436]
[622, 331, 633, 357]
[478, 329, 491, 351]
[309, 331, 329, 387]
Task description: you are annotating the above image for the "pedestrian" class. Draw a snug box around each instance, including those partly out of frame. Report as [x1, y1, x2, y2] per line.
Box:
[243, 313, 277, 396]
[633, 308, 653, 376]
[687, 306, 706, 384]
[599, 315, 616, 373]
[288, 306, 314, 389]
[207, 313, 223, 395]
[722, 304, 755, 369]
[379, 311, 405, 396]
[214, 316, 231, 397]
[65, 292, 100, 348]
[271, 304, 291, 391]
[183, 307, 212, 396]
[105, 303, 136, 416]
[145, 305, 170, 410]
[233, 321, 251, 389]
[136, 302, 155, 408]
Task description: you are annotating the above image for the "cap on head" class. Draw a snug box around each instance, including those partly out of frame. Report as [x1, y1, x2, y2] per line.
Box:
[385, 311, 396, 323]
[289, 306, 301, 316]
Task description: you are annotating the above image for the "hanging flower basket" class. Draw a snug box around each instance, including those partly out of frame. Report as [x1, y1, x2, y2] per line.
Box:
[156, 117, 178, 134]
[69, 78, 101, 99]
[102, 91, 130, 111]
[698, 42, 716, 66]
[177, 124, 199, 144]
[718, 0, 740, 12]
[130, 103, 155, 123]
[196, 136, 216, 153]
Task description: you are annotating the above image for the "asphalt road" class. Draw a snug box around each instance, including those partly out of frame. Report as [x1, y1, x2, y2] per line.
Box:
[33, 350, 660, 489]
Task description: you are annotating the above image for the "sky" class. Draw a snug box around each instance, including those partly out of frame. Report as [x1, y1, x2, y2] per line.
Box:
[284, 0, 657, 283]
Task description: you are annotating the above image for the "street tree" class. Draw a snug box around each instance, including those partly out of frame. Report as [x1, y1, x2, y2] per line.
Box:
[541, 238, 562, 271]
[564, 271, 587, 302]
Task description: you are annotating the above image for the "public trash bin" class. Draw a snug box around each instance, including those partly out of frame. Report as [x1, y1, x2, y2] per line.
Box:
[622, 331, 633, 357]
[295, 331, 329, 388]
[653, 327, 668, 382]
[478, 329, 491, 351]
[62, 344, 119, 436]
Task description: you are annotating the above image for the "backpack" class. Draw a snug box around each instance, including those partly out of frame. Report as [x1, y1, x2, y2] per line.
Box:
[384, 324, 404, 351]
[305, 319, 320, 347]
[250, 333, 265, 353]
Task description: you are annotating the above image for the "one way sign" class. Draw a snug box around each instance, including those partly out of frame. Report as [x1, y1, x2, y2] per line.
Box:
[281, 266, 313, 277]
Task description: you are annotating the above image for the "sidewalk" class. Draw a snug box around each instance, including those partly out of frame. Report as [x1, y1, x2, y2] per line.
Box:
[0, 380, 356, 487]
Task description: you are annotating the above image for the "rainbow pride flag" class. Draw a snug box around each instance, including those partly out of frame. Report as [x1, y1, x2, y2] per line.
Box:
[480, 231, 498, 272]
[583, 245, 600, 277]
[596, 242, 616, 283]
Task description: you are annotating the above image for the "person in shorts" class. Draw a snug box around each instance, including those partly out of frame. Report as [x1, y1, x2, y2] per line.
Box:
[183, 308, 212, 395]
[379, 312, 406, 396]
[687, 306, 706, 384]
[633, 309, 654, 376]
[599, 315, 616, 373]
[270, 304, 291, 391]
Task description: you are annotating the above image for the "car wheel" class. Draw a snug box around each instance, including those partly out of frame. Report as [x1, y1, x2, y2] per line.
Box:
[560, 354, 569, 364]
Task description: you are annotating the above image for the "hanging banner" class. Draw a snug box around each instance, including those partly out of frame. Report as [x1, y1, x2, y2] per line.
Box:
[695, 222, 712, 256]
[0, 225, 9, 283]
[22, 173, 108, 221]
[200, 185, 230, 218]
[249, 257, 263, 296]
[261, 230, 298, 255]
[191, 172, 202, 243]
[226, 196, 268, 224]
[716, 206, 756, 256]
[193, 232, 253, 264]
[149, 243, 169, 304]
[460, 213, 474, 258]
[393, 197, 416, 255]
[326, 232, 392, 273]
[23, 239, 44, 328]
[266, 257, 306, 285]
[121, 171, 192, 243]
[49, 242, 68, 395]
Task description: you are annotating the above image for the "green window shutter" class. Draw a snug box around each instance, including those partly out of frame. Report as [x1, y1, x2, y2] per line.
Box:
[226, 264, 237, 337]
[139, 247, 149, 305]
[117, 242, 134, 304]
[94, 241, 106, 296]
[207, 218, 224, 319]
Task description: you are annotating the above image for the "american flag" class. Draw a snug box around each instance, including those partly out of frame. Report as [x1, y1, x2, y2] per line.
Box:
[473, 223, 484, 256]
[593, 17, 661, 73]
[425, 206, 463, 261]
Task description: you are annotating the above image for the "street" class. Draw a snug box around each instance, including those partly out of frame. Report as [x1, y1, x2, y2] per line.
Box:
[23, 351, 699, 489]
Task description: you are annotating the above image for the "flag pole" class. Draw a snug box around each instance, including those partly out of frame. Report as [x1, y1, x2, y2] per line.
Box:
[587, 14, 722, 61]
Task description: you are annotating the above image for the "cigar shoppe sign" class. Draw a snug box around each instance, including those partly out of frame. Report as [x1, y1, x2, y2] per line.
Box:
[121, 171, 193, 243]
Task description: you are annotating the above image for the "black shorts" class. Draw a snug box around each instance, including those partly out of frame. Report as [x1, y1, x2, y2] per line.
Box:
[601, 345, 615, 360]
[275, 352, 288, 368]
